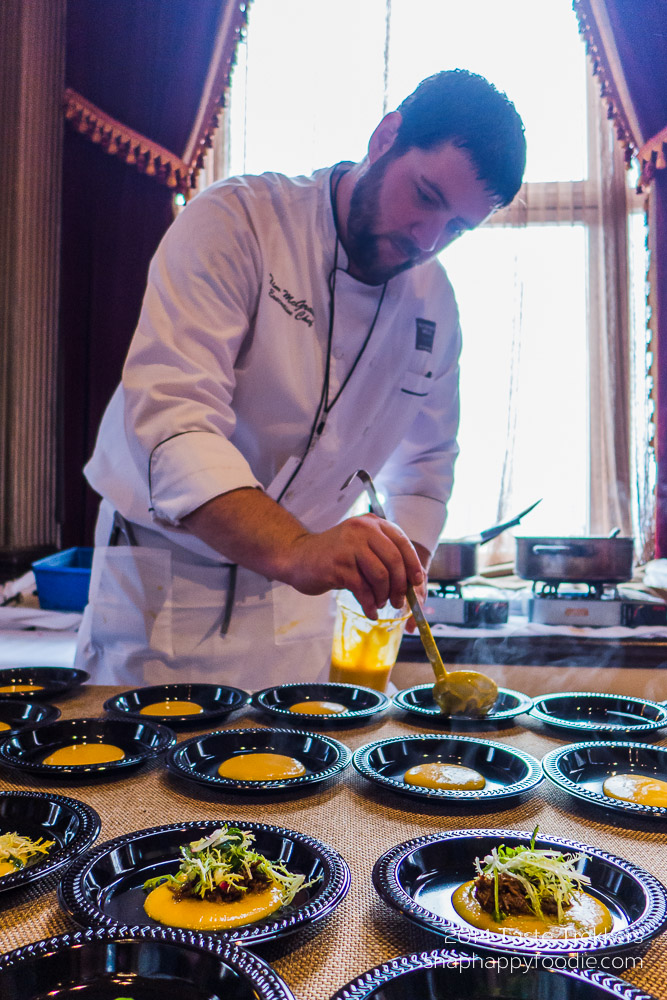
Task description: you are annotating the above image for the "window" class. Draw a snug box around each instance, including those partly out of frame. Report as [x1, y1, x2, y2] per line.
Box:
[214, 0, 651, 558]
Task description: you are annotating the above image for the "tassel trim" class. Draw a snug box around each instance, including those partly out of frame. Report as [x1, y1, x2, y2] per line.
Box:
[573, 0, 637, 169]
[62, 2, 249, 198]
[63, 88, 192, 194]
[182, 1, 250, 188]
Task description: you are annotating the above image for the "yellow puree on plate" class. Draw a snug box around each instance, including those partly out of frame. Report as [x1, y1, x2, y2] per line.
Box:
[43, 743, 125, 766]
[404, 762, 486, 790]
[452, 880, 613, 938]
[144, 881, 284, 930]
[603, 772, 667, 808]
[288, 701, 347, 715]
[0, 684, 44, 694]
[0, 862, 16, 877]
[0, 721, 11, 731]
[139, 700, 204, 716]
[217, 752, 306, 781]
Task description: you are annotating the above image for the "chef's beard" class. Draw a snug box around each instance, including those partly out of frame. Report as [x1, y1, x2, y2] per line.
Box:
[346, 151, 423, 285]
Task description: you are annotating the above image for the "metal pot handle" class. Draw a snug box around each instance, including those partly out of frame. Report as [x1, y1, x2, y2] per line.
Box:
[531, 543, 587, 556]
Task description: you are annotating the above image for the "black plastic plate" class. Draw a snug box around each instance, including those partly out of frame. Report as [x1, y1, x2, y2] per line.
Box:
[104, 682, 249, 728]
[393, 684, 533, 726]
[0, 667, 88, 700]
[166, 727, 351, 793]
[58, 820, 350, 947]
[529, 692, 667, 738]
[542, 740, 667, 819]
[372, 829, 667, 956]
[0, 717, 175, 777]
[0, 928, 295, 999]
[329, 947, 656, 999]
[0, 790, 100, 894]
[353, 734, 542, 804]
[251, 682, 389, 727]
[0, 697, 60, 734]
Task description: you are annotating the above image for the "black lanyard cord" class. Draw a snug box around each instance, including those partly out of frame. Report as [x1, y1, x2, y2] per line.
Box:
[319, 162, 388, 424]
[276, 164, 387, 501]
[322, 265, 387, 422]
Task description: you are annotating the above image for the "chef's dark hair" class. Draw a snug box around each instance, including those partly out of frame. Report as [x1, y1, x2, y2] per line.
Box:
[394, 69, 526, 208]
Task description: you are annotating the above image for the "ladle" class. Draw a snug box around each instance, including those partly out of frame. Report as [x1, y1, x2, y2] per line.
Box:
[340, 470, 499, 716]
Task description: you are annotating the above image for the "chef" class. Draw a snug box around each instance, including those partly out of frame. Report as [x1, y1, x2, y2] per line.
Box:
[75, 69, 526, 686]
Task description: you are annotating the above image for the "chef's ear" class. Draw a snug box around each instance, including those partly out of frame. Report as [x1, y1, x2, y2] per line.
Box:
[368, 111, 402, 163]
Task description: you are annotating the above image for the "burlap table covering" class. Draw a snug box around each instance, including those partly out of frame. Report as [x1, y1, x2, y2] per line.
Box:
[1, 665, 666, 999]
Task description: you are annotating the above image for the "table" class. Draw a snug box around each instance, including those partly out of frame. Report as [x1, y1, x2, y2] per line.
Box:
[1, 662, 666, 999]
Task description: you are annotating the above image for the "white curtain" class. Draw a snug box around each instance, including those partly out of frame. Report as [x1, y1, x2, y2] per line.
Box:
[197, 0, 648, 566]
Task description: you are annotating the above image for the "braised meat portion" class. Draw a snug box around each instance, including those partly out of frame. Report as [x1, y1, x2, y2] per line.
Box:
[474, 873, 559, 916]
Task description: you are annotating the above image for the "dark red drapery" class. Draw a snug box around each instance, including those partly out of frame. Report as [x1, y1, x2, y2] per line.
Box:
[58, 0, 246, 546]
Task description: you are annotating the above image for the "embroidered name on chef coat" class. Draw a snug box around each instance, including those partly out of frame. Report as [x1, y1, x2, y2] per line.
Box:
[268, 273, 314, 327]
[415, 318, 436, 352]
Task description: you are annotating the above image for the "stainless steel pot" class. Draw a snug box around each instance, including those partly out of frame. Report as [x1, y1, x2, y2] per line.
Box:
[515, 536, 635, 584]
[429, 541, 478, 583]
[429, 499, 542, 584]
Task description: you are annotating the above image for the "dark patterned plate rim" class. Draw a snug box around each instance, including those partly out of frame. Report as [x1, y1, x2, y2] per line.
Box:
[165, 727, 352, 791]
[0, 926, 295, 999]
[392, 684, 533, 722]
[353, 734, 542, 801]
[542, 740, 667, 819]
[529, 691, 667, 734]
[372, 828, 667, 955]
[0, 717, 176, 776]
[57, 819, 351, 946]
[0, 790, 101, 894]
[329, 947, 657, 999]
[103, 682, 250, 726]
[251, 682, 389, 722]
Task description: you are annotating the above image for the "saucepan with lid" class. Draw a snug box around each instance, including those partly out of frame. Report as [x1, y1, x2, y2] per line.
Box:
[429, 500, 541, 584]
[515, 533, 635, 584]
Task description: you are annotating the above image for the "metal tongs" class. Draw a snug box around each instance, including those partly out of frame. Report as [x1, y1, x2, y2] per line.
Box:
[341, 470, 498, 716]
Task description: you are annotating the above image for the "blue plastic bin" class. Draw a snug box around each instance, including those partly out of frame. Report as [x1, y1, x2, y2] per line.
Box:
[32, 547, 93, 612]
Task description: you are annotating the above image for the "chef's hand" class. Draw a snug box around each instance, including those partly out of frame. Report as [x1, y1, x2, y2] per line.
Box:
[183, 488, 427, 619]
[284, 513, 424, 620]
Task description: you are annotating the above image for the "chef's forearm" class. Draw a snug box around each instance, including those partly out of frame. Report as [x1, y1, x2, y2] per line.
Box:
[182, 486, 425, 618]
[182, 487, 309, 580]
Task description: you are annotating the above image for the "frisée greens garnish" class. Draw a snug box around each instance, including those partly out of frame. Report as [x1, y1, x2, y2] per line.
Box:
[143, 825, 317, 905]
[0, 831, 55, 871]
[474, 826, 590, 923]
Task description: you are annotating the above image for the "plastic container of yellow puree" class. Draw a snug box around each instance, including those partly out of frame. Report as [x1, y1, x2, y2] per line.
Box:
[329, 590, 410, 692]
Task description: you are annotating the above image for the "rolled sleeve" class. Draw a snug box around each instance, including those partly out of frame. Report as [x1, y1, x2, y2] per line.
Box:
[148, 430, 262, 526]
[120, 182, 264, 526]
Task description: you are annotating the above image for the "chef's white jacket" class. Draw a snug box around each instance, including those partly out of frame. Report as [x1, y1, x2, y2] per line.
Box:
[77, 165, 462, 687]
